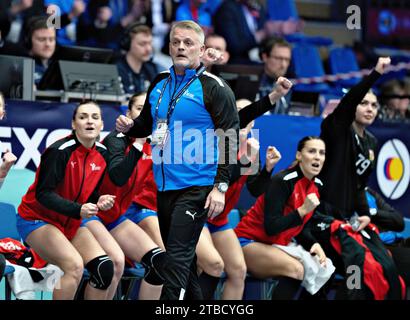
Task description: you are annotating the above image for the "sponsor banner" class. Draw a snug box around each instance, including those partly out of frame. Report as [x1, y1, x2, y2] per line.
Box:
[0, 100, 122, 171]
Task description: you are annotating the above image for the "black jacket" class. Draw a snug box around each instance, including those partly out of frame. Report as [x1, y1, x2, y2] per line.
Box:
[319, 70, 380, 218]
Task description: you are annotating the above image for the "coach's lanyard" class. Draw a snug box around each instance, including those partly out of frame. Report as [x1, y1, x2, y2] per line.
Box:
[153, 64, 206, 125]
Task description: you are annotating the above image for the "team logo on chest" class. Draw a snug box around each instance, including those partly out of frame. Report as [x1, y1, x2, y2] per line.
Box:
[90, 162, 101, 171]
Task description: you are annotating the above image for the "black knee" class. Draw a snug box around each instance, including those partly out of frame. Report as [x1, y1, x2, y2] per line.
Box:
[141, 247, 166, 285]
[85, 255, 114, 290]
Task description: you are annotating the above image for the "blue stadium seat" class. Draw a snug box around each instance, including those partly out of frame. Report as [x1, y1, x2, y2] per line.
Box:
[328, 47, 361, 88]
[291, 43, 330, 93]
[119, 263, 146, 300]
[267, 0, 332, 46]
[0, 202, 19, 300]
[0, 202, 20, 240]
[243, 276, 277, 300]
[399, 217, 410, 239]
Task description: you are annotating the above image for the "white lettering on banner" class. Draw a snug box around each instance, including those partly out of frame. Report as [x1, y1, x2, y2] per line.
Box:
[0, 126, 112, 170]
[14, 128, 48, 169]
[0, 126, 12, 152]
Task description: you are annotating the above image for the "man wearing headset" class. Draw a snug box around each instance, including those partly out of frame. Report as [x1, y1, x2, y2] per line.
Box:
[24, 16, 57, 86]
[116, 23, 161, 94]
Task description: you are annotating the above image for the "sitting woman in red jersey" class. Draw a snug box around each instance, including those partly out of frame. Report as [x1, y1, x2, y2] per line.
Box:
[235, 136, 336, 299]
[82, 92, 167, 300]
[17, 101, 116, 300]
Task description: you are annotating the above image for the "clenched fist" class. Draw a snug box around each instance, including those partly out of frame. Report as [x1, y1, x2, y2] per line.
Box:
[97, 194, 116, 211]
[0, 149, 17, 178]
[80, 203, 98, 219]
[298, 193, 320, 217]
[265, 146, 281, 172]
[116, 115, 134, 133]
[375, 57, 391, 74]
[268, 76, 293, 104]
[202, 48, 224, 67]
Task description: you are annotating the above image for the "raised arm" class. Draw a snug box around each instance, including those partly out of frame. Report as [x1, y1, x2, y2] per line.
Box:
[239, 77, 292, 128]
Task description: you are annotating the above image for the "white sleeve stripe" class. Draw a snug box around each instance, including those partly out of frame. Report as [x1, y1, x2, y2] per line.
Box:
[314, 177, 323, 186]
[58, 140, 76, 150]
[203, 71, 224, 87]
[283, 171, 298, 181]
[96, 142, 107, 150]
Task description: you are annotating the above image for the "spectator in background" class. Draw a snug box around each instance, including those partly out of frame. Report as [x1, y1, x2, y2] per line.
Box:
[77, 0, 125, 49]
[152, 0, 179, 52]
[0, 0, 34, 20]
[117, 23, 160, 94]
[4, 0, 45, 45]
[176, 0, 213, 36]
[24, 16, 56, 86]
[0, 20, 26, 56]
[379, 79, 410, 122]
[258, 36, 292, 114]
[203, 0, 222, 15]
[0, 92, 17, 190]
[214, 0, 270, 64]
[0, 0, 34, 38]
[205, 34, 230, 66]
[264, 0, 304, 37]
[120, 0, 152, 27]
[77, 0, 153, 49]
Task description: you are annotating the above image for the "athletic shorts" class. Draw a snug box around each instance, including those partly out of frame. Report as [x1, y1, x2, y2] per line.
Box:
[238, 237, 255, 248]
[204, 221, 232, 234]
[16, 213, 48, 242]
[81, 214, 128, 231]
[124, 202, 157, 224]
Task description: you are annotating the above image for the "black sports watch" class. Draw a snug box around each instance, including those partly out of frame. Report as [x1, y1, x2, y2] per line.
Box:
[215, 182, 229, 193]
